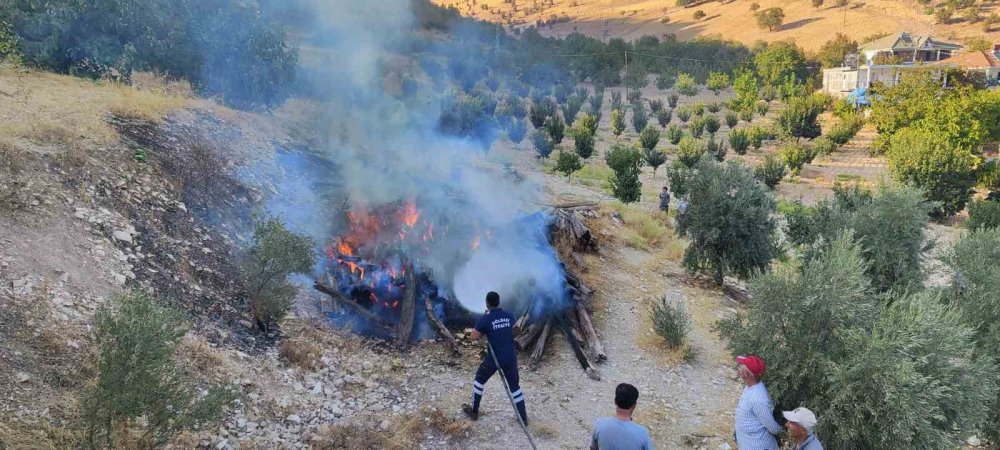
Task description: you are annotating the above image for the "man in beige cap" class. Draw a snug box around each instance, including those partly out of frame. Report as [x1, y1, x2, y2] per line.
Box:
[782, 407, 823, 450]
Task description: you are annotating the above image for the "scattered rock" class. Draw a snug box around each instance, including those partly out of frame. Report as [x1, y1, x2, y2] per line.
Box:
[113, 230, 133, 244]
[968, 436, 982, 447]
[286, 414, 302, 424]
[17, 372, 30, 383]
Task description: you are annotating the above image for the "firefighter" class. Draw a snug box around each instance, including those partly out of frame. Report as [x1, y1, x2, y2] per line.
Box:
[462, 291, 528, 425]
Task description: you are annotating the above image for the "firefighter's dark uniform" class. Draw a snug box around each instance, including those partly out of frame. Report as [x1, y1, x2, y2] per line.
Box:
[470, 307, 527, 424]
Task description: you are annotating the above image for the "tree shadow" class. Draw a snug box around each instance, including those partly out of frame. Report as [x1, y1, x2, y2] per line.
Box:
[780, 17, 823, 31]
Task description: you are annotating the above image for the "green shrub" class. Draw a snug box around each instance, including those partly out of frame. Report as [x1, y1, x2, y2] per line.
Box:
[780, 141, 813, 176]
[529, 97, 557, 129]
[707, 136, 726, 161]
[241, 215, 314, 331]
[83, 290, 236, 448]
[747, 125, 774, 150]
[706, 102, 722, 113]
[887, 127, 979, 217]
[947, 228, 1000, 444]
[676, 136, 706, 168]
[572, 127, 595, 159]
[703, 115, 721, 135]
[576, 113, 598, 137]
[631, 102, 649, 133]
[967, 199, 1000, 230]
[666, 160, 693, 198]
[754, 155, 785, 189]
[532, 130, 554, 158]
[649, 99, 664, 113]
[677, 156, 777, 283]
[812, 136, 836, 156]
[544, 114, 566, 144]
[827, 116, 863, 145]
[588, 92, 604, 113]
[645, 147, 668, 176]
[689, 102, 704, 116]
[667, 92, 679, 108]
[561, 95, 583, 124]
[611, 109, 625, 136]
[656, 73, 675, 90]
[676, 107, 691, 123]
[729, 128, 750, 155]
[556, 151, 582, 178]
[639, 125, 660, 151]
[724, 111, 738, 128]
[782, 184, 930, 292]
[739, 108, 754, 123]
[689, 116, 706, 138]
[656, 108, 672, 127]
[675, 72, 699, 96]
[651, 297, 691, 349]
[507, 119, 527, 146]
[777, 95, 823, 140]
[666, 124, 683, 145]
[0, 21, 21, 64]
[606, 144, 644, 203]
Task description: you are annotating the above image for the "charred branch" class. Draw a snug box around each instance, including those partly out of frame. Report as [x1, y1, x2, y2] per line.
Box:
[395, 259, 418, 345]
[423, 295, 458, 355]
[314, 279, 395, 336]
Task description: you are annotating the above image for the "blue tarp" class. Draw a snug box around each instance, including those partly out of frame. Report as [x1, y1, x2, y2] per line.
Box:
[847, 87, 870, 106]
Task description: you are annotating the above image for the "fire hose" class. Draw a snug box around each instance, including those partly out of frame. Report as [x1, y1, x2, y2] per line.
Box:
[487, 341, 538, 450]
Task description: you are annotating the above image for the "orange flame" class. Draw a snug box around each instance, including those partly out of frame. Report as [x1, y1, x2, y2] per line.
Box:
[399, 198, 419, 228]
[471, 236, 480, 251]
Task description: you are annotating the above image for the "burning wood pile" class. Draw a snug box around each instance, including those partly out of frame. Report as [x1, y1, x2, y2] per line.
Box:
[312, 197, 605, 379]
[513, 205, 604, 380]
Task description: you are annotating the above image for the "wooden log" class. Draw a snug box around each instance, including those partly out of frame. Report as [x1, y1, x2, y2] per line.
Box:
[556, 315, 601, 381]
[314, 280, 395, 336]
[565, 309, 586, 344]
[423, 295, 458, 355]
[576, 302, 607, 363]
[515, 323, 542, 350]
[530, 320, 552, 369]
[395, 259, 417, 344]
[724, 282, 751, 303]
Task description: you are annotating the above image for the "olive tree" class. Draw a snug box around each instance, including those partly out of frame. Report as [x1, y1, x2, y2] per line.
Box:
[676, 156, 777, 284]
[606, 144, 644, 203]
[241, 215, 315, 331]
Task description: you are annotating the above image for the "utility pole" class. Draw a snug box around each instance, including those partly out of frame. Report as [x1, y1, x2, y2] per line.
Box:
[624, 49, 628, 95]
[601, 19, 609, 43]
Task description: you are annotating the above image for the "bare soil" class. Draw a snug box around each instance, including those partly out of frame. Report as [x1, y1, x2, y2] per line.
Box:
[435, 0, 998, 52]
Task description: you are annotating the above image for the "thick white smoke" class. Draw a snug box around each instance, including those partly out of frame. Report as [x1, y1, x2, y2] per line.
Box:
[270, 0, 568, 315]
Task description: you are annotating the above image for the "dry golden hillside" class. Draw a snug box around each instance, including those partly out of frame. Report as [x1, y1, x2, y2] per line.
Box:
[435, 0, 999, 51]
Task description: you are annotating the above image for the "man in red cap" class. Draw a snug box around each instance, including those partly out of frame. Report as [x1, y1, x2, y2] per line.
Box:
[733, 355, 780, 449]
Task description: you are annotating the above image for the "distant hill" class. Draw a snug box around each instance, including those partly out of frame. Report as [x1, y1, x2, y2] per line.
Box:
[433, 0, 999, 52]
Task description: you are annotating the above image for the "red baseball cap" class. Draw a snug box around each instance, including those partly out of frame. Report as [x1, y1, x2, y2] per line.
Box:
[737, 355, 766, 377]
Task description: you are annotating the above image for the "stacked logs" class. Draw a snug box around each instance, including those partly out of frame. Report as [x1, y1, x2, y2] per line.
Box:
[314, 205, 604, 378]
[510, 206, 604, 380]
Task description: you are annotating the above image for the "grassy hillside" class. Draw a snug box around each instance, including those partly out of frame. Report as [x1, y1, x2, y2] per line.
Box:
[435, 0, 999, 51]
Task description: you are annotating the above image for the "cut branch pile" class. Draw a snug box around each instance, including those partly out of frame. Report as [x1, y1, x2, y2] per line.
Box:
[313, 206, 603, 376]
[509, 207, 604, 380]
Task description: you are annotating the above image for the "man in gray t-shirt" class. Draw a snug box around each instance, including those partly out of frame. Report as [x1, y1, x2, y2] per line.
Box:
[590, 383, 654, 450]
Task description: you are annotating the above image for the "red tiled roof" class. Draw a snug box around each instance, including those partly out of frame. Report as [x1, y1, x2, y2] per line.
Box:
[933, 50, 1000, 69]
